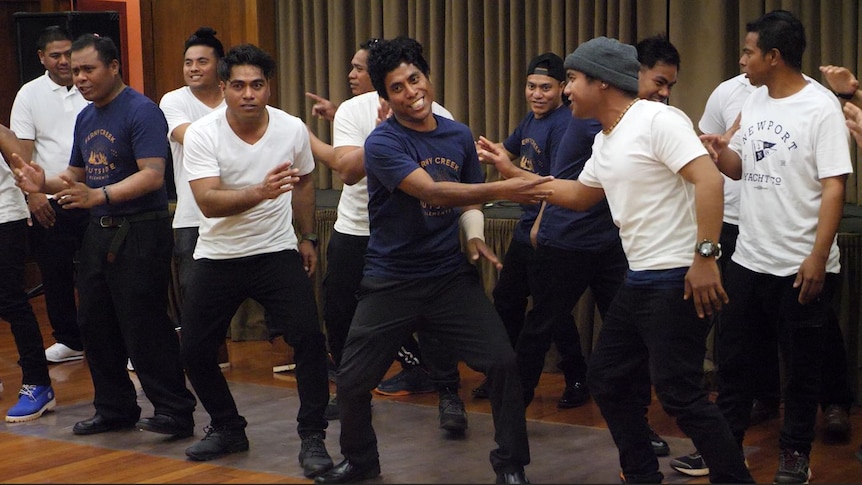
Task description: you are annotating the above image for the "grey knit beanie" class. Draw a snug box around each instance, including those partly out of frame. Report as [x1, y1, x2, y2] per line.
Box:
[564, 36, 640, 93]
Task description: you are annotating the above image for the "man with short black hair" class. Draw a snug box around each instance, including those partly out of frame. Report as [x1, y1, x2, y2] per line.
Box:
[11, 25, 89, 364]
[316, 36, 548, 485]
[179, 44, 333, 478]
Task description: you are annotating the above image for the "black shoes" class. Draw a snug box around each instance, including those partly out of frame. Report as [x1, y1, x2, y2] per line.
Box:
[557, 382, 590, 409]
[185, 421, 250, 461]
[324, 394, 339, 421]
[648, 426, 670, 456]
[136, 414, 194, 438]
[438, 388, 468, 433]
[496, 470, 530, 484]
[299, 433, 334, 478]
[73, 414, 137, 435]
[822, 404, 851, 443]
[314, 459, 381, 483]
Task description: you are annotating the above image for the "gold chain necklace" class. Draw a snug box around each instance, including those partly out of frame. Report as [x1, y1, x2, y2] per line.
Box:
[603, 98, 638, 135]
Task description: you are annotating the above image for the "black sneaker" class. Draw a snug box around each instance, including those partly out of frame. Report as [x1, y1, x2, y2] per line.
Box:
[557, 382, 589, 409]
[670, 452, 709, 477]
[185, 421, 250, 461]
[822, 404, 851, 443]
[324, 394, 339, 421]
[299, 433, 334, 478]
[648, 426, 670, 456]
[438, 388, 468, 432]
[774, 448, 811, 484]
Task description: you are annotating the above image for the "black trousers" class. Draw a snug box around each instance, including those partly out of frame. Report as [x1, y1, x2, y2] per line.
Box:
[322, 229, 459, 386]
[716, 261, 837, 456]
[181, 250, 329, 437]
[336, 263, 530, 473]
[77, 217, 195, 424]
[28, 199, 87, 350]
[0, 219, 50, 386]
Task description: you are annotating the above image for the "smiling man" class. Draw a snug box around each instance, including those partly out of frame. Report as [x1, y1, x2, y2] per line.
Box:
[315, 36, 549, 485]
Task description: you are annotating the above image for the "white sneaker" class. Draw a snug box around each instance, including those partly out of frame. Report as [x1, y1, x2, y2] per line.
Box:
[45, 343, 84, 363]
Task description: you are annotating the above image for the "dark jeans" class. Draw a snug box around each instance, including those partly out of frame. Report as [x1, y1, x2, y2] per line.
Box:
[336, 263, 530, 473]
[517, 242, 627, 403]
[28, 199, 87, 350]
[77, 217, 195, 424]
[0, 219, 50, 386]
[588, 282, 752, 484]
[181, 250, 329, 437]
[322, 230, 459, 386]
[716, 261, 837, 456]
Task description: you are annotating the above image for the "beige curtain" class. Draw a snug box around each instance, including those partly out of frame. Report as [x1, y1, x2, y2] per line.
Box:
[277, 0, 861, 202]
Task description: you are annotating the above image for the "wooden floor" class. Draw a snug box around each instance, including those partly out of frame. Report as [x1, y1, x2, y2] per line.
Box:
[1, 295, 861, 483]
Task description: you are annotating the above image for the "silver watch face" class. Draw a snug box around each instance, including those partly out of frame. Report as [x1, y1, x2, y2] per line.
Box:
[697, 240, 717, 257]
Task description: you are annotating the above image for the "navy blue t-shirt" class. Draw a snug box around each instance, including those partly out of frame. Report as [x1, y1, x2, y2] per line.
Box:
[70, 87, 169, 217]
[537, 116, 620, 251]
[364, 115, 484, 279]
[502, 105, 569, 244]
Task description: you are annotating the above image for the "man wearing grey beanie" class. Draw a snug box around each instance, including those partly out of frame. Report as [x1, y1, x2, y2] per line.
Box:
[478, 36, 753, 484]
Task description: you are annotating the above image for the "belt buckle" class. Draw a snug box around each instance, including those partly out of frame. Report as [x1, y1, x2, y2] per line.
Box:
[99, 216, 116, 228]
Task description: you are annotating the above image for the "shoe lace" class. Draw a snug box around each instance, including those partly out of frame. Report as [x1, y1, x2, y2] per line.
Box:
[18, 385, 38, 400]
[302, 435, 329, 458]
[779, 450, 806, 473]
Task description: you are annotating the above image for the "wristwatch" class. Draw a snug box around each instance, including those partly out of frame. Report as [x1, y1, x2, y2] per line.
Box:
[300, 233, 319, 248]
[695, 239, 722, 259]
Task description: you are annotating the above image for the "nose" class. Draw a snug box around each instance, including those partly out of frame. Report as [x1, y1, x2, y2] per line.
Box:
[659, 86, 670, 100]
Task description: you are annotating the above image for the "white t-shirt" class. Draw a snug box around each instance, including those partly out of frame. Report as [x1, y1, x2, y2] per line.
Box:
[0, 154, 29, 224]
[699, 73, 840, 226]
[578, 100, 709, 271]
[729, 83, 852, 276]
[159, 86, 225, 228]
[183, 106, 315, 260]
[10, 72, 88, 176]
[331, 91, 453, 236]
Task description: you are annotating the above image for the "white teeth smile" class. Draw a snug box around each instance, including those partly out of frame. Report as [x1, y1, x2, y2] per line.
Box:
[410, 98, 425, 109]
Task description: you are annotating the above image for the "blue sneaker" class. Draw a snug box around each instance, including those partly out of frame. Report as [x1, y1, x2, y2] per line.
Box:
[6, 385, 56, 423]
[374, 366, 435, 396]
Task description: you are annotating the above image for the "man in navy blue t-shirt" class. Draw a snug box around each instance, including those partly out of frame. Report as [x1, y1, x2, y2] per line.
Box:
[14, 34, 196, 439]
[315, 37, 549, 485]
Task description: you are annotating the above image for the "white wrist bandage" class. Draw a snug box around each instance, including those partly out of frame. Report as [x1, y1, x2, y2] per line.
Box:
[459, 208, 485, 242]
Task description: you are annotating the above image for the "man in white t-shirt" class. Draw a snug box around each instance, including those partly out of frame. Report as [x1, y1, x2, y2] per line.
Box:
[704, 11, 853, 484]
[179, 44, 333, 479]
[480, 36, 753, 484]
[11, 25, 89, 364]
[672, 65, 855, 477]
[159, 27, 225, 316]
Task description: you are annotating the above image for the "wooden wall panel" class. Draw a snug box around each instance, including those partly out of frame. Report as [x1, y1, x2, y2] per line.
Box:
[148, 0, 277, 106]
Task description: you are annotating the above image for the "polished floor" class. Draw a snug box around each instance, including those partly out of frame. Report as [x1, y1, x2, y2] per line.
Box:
[0, 295, 860, 483]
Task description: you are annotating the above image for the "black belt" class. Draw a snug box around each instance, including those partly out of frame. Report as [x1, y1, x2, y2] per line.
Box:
[91, 210, 171, 263]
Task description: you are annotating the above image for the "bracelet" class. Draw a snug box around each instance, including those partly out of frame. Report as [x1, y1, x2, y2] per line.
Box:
[836, 91, 855, 100]
[102, 185, 111, 205]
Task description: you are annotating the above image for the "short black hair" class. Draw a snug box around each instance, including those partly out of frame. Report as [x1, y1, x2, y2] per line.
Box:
[367, 36, 430, 100]
[37, 25, 72, 52]
[746, 9, 806, 71]
[359, 37, 381, 51]
[636, 34, 680, 70]
[185, 26, 225, 58]
[71, 33, 121, 69]
[217, 44, 276, 81]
